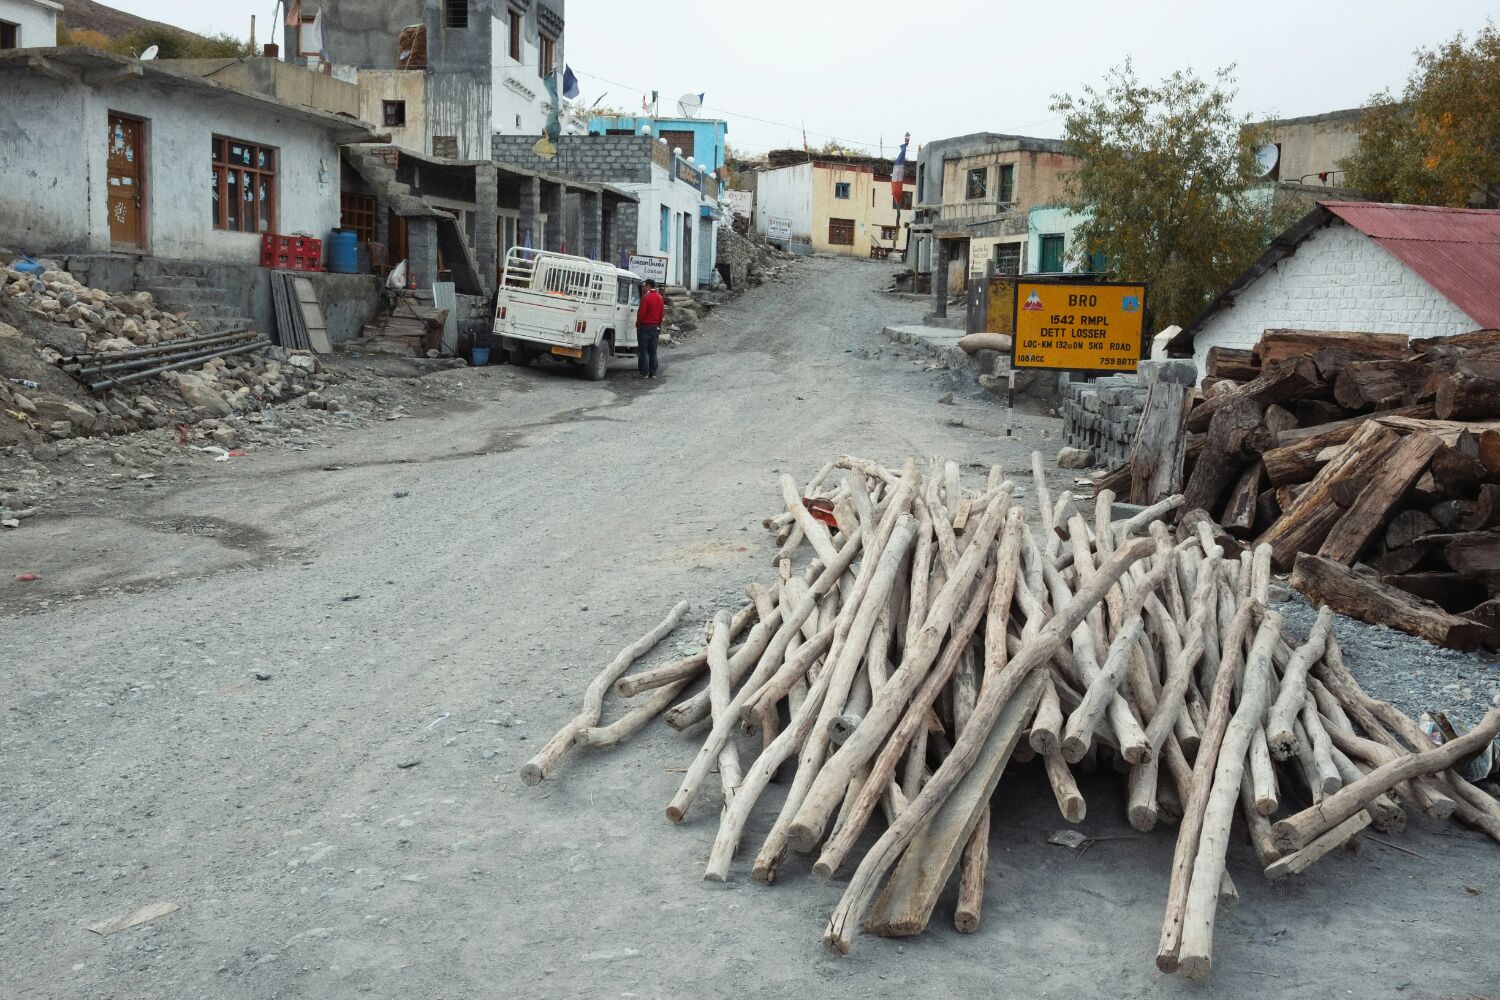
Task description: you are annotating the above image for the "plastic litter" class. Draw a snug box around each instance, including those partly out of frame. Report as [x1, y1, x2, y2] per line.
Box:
[14, 573, 41, 582]
[9, 378, 40, 390]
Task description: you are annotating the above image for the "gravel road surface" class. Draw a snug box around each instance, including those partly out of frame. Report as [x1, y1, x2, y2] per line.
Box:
[3, 256, 1496, 999]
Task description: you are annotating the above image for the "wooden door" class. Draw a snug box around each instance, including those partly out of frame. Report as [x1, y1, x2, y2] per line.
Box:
[107, 114, 145, 248]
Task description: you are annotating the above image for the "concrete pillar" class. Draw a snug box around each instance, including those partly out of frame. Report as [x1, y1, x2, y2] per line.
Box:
[520, 175, 541, 251]
[474, 164, 499, 292]
[407, 216, 440, 289]
[933, 237, 949, 318]
[610, 202, 638, 268]
[539, 182, 565, 252]
[582, 191, 603, 260]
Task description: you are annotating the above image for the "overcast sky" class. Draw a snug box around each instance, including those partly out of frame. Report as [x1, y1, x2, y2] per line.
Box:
[103, 0, 1496, 155]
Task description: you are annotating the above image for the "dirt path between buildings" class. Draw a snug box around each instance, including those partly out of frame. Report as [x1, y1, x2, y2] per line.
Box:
[3, 256, 1496, 1000]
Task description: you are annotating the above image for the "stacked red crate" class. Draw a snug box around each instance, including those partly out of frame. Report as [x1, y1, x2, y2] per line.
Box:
[260, 233, 325, 272]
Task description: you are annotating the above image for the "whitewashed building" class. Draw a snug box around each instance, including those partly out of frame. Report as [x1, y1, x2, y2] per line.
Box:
[0, 47, 374, 264]
[1171, 202, 1500, 380]
[0, 0, 59, 50]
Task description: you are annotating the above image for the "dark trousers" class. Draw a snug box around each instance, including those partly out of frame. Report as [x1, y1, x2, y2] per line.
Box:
[637, 326, 660, 375]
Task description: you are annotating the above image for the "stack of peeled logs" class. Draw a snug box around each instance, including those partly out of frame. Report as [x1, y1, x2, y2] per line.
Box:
[522, 453, 1500, 979]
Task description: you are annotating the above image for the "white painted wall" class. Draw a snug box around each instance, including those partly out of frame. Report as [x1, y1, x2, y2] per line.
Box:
[0, 74, 343, 265]
[1190, 221, 1482, 378]
[489, 13, 553, 138]
[611, 163, 715, 289]
[0, 0, 59, 47]
[753, 163, 814, 243]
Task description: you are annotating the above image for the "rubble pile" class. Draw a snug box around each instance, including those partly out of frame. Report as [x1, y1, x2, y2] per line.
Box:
[1100, 328, 1500, 650]
[0, 263, 321, 447]
[520, 452, 1500, 977]
[715, 224, 796, 293]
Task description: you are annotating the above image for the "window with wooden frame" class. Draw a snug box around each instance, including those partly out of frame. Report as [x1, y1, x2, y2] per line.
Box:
[539, 33, 555, 78]
[965, 166, 988, 200]
[383, 100, 406, 126]
[880, 225, 898, 241]
[997, 163, 1015, 204]
[828, 218, 855, 246]
[445, 0, 469, 29]
[212, 136, 276, 234]
[508, 10, 523, 60]
[1, 21, 19, 49]
[341, 193, 377, 245]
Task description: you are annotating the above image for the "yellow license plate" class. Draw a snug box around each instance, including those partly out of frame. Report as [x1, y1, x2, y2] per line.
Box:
[550, 346, 584, 359]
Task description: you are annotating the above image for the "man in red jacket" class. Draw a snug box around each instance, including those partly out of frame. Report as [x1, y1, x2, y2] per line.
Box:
[636, 279, 665, 379]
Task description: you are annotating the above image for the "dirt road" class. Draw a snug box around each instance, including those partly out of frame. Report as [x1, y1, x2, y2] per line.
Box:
[3, 257, 1496, 999]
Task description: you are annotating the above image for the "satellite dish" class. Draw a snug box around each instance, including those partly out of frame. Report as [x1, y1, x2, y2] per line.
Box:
[1254, 143, 1280, 179]
[676, 93, 703, 119]
[139, 44, 160, 60]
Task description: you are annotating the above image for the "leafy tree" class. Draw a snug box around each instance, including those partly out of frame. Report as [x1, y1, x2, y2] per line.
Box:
[1342, 24, 1500, 208]
[1051, 62, 1304, 328]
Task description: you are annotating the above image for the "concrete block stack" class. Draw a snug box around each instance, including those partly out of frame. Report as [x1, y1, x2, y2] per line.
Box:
[1062, 374, 1146, 470]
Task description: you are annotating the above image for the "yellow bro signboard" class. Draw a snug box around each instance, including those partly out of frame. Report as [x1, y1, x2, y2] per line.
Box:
[1011, 280, 1148, 373]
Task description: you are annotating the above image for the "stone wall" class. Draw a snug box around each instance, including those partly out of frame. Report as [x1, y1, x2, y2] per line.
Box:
[491, 135, 655, 185]
[1062, 360, 1197, 470]
[1062, 375, 1143, 470]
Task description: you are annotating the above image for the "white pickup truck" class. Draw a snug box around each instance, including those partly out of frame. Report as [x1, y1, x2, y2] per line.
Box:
[493, 248, 642, 380]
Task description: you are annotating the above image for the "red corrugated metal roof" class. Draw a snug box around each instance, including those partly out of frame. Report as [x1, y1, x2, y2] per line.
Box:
[1323, 201, 1500, 328]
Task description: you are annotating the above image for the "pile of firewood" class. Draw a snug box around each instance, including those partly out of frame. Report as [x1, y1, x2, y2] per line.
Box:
[521, 454, 1500, 978]
[1102, 328, 1500, 650]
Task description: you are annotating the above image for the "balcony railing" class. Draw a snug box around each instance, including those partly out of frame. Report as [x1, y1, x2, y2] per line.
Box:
[935, 198, 1016, 222]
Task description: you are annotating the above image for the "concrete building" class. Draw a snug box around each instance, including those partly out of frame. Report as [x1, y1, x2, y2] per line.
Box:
[0, 47, 375, 264]
[1170, 202, 1500, 380]
[286, 0, 565, 160]
[1254, 107, 1369, 193]
[908, 132, 1085, 315]
[588, 114, 729, 176]
[0, 0, 58, 48]
[162, 55, 363, 118]
[751, 154, 910, 258]
[492, 133, 720, 290]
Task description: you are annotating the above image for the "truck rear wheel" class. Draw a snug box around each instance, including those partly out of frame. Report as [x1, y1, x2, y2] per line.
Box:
[582, 341, 609, 381]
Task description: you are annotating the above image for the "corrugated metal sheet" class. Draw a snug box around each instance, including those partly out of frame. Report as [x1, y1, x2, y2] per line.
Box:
[1324, 202, 1500, 329]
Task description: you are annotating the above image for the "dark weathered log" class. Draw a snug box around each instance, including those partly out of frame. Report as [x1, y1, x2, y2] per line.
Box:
[1476, 429, 1500, 477]
[1093, 462, 1132, 497]
[1291, 553, 1493, 650]
[1254, 329, 1409, 368]
[1463, 597, 1500, 632]
[1259, 422, 1406, 571]
[1444, 532, 1500, 589]
[1319, 432, 1443, 565]
[1435, 371, 1500, 420]
[1295, 398, 1353, 427]
[1410, 328, 1500, 353]
[1370, 544, 1427, 575]
[1130, 379, 1193, 505]
[1430, 446, 1488, 496]
[1274, 405, 1433, 450]
[1186, 356, 1325, 435]
[1255, 489, 1282, 533]
[1430, 499, 1478, 531]
[1380, 512, 1440, 551]
[1460, 484, 1500, 531]
[1263, 404, 1300, 437]
[1329, 476, 1373, 509]
[1221, 463, 1263, 538]
[1380, 573, 1488, 613]
[1179, 400, 1262, 518]
[1333, 359, 1433, 411]
[1205, 346, 1260, 381]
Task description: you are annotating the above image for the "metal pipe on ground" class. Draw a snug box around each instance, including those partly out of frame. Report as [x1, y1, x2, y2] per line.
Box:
[75, 334, 262, 376]
[88, 339, 270, 391]
[60, 329, 256, 366]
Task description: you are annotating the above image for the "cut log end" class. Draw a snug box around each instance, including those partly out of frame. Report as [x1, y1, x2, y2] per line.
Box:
[1177, 954, 1213, 982]
[519, 762, 546, 786]
[954, 909, 981, 935]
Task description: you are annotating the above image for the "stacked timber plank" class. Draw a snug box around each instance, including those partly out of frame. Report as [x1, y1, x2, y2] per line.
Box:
[1101, 328, 1500, 650]
[522, 453, 1500, 978]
